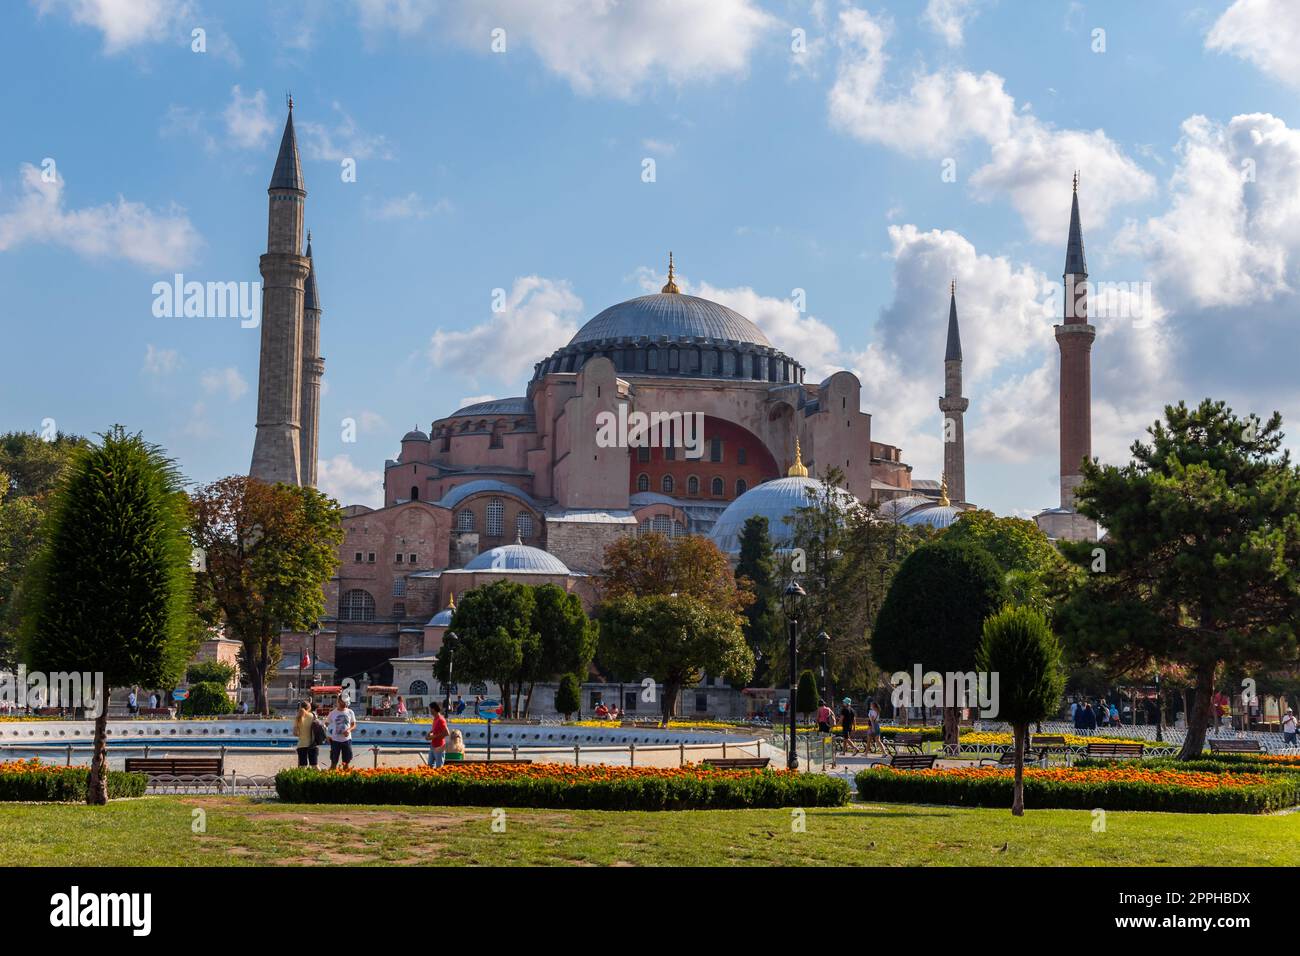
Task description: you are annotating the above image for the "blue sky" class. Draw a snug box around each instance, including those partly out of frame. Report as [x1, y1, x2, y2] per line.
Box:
[2, 0, 1299, 516]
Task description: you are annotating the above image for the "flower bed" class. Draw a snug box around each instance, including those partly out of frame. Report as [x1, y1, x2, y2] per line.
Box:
[0, 760, 147, 802]
[275, 762, 850, 810]
[854, 764, 1300, 813]
[962, 731, 1150, 748]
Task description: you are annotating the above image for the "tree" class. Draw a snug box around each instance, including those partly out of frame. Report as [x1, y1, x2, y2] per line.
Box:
[1057, 400, 1300, 759]
[435, 579, 537, 718]
[555, 672, 582, 720]
[977, 606, 1066, 815]
[189, 476, 342, 715]
[520, 584, 597, 716]
[941, 509, 1066, 613]
[180, 681, 235, 717]
[599, 593, 754, 726]
[734, 515, 783, 682]
[600, 533, 750, 613]
[186, 659, 236, 686]
[19, 427, 194, 804]
[796, 669, 820, 718]
[872, 540, 1009, 750]
[0, 431, 87, 669]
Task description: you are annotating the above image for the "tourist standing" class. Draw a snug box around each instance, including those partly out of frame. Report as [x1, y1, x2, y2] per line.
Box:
[1283, 708, 1297, 748]
[127, 688, 138, 716]
[293, 699, 318, 767]
[839, 697, 856, 742]
[815, 700, 834, 734]
[867, 700, 882, 753]
[396, 695, 408, 718]
[427, 702, 450, 768]
[327, 695, 357, 769]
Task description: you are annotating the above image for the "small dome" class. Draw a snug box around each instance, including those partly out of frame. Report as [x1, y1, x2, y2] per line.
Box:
[464, 543, 570, 574]
[709, 476, 857, 554]
[899, 504, 965, 529]
[428, 608, 454, 627]
[877, 495, 931, 520]
[402, 428, 430, 442]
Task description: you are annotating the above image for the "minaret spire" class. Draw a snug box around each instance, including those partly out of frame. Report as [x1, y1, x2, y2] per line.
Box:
[661, 251, 680, 294]
[299, 231, 324, 488]
[938, 280, 968, 504]
[787, 437, 809, 477]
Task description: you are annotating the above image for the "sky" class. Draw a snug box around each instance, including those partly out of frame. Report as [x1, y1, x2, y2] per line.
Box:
[2, 0, 1299, 517]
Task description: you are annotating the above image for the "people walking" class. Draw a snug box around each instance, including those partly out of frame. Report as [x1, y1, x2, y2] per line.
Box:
[293, 699, 319, 767]
[327, 694, 356, 769]
[815, 700, 834, 734]
[427, 701, 450, 768]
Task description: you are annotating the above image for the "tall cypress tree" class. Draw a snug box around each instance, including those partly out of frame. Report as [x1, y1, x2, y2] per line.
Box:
[735, 515, 781, 683]
[20, 427, 195, 804]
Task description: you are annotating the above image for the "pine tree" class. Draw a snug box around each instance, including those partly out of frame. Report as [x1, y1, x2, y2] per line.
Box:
[734, 515, 782, 682]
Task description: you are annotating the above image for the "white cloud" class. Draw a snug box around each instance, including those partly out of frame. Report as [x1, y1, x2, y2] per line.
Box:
[318, 453, 383, 508]
[299, 103, 394, 162]
[223, 86, 275, 149]
[142, 344, 180, 376]
[1115, 113, 1300, 310]
[0, 163, 201, 270]
[356, 0, 777, 99]
[1206, 0, 1300, 90]
[923, 0, 980, 47]
[200, 366, 248, 401]
[428, 276, 584, 387]
[457, 394, 498, 409]
[828, 6, 1155, 241]
[33, 0, 239, 60]
[364, 192, 449, 221]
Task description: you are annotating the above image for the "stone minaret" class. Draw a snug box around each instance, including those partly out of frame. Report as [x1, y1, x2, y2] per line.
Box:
[938, 280, 968, 504]
[298, 233, 323, 488]
[1056, 173, 1095, 511]
[250, 99, 310, 486]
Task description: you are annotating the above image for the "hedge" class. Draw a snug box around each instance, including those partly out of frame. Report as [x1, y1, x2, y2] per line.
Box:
[0, 761, 147, 802]
[275, 764, 850, 811]
[854, 765, 1300, 814]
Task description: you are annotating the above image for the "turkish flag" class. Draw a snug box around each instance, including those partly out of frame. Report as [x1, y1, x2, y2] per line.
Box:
[300, 652, 311, 669]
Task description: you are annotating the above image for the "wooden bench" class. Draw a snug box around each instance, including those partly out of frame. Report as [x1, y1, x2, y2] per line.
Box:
[1032, 734, 1068, 750]
[980, 749, 1045, 768]
[1084, 742, 1144, 759]
[124, 757, 225, 778]
[702, 757, 771, 770]
[885, 752, 937, 770]
[137, 708, 172, 717]
[883, 732, 926, 756]
[1208, 738, 1263, 754]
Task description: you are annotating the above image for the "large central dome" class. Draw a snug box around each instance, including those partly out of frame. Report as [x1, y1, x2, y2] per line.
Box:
[569, 293, 771, 349]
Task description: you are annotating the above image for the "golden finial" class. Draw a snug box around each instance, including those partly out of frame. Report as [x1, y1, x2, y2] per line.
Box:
[447, 592, 456, 610]
[939, 473, 950, 507]
[661, 251, 680, 294]
[787, 438, 809, 478]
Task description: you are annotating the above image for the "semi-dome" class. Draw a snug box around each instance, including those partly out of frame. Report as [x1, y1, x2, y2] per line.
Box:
[877, 495, 931, 521]
[570, 293, 771, 349]
[898, 504, 965, 530]
[463, 542, 571, 574]
[709, 443, 858, 554]
[428, 607, 454, 627]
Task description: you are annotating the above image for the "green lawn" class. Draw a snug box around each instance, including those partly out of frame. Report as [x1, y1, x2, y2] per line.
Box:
[2, 796, 1297, 866]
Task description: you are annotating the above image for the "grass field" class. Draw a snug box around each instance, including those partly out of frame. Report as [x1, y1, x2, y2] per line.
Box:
[1, 796, 1297, 866]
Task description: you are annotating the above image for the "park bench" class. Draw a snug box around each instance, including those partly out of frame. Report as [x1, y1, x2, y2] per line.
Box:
[883, 733, 925, 756]
[702, 757, 771, 770]
[884, 752, 937, 770]
[124, 757, 225, 778]
[137, 708, 172, 717]
[1208, 738, 1264, 754]
[1084, 742, 1144, 760]
[979, 749, 1045, 768]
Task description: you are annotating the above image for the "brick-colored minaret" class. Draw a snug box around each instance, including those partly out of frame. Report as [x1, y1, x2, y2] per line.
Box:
[250, 99, 310, 486]
[298, 233, 323, 488]
[1056, 173, 1095, 510]
[938, 280, 968, 503]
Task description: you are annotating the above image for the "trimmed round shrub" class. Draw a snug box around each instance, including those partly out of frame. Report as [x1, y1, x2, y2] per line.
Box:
[179, 681, 235, 717]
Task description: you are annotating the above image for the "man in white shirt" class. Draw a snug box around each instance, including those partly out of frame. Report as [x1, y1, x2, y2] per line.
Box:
[327, 695, 357, 769]
[1283, 708, 1297, 749]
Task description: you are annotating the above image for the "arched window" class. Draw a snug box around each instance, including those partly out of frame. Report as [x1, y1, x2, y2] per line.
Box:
[339, 589, 375, 622]
[672, 521, 686, 536]
[486, 498, 505, 537]
[735, 478, 747, 496]
[711, 477, 724, 496]
[410, 486, 419, 501]
[515, 512, 533, 539]
[661, 475, 674, 494]
[639, 519, 653, 535]
[652, 515, 672, 535]
[409, 680, 428, 697]
[687, 476, 700, 496]
[456, 510, 475, 533]
[637, 473, 650, 492]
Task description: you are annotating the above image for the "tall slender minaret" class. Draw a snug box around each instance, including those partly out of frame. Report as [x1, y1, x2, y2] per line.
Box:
[1056, 172, 1095, 512]
[250, 98, 310, 486]
[938, 280, 968, 503]
[298, 232, 323, 488]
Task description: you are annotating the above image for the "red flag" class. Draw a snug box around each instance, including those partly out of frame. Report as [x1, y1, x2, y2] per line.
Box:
[300, 652, 311, 669]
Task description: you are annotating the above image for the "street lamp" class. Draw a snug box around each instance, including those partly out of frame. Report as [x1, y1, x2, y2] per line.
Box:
[817, 631, 831, 708]
[444, 632, 456, 711]
[309, 622, 320, 695]
[782, 580, 806, 770]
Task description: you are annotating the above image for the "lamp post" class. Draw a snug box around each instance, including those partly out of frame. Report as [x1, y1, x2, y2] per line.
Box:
[1154, 669, 1163, 743]
[444, 633, 456, 712]
[309, 622, 320, 694]
[817, 631, 831, 708]
[783, 580, 806, 770]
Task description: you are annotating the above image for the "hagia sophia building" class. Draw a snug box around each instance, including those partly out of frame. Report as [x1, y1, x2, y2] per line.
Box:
[248, 104, 1093, 695]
